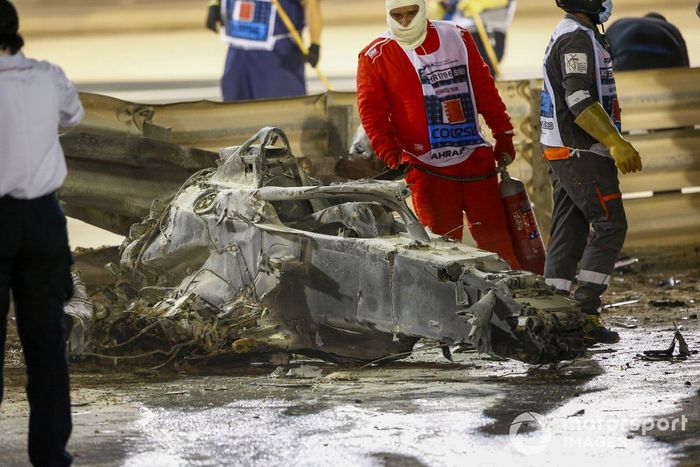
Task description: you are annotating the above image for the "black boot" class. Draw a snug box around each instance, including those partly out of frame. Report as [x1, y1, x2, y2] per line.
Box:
[582, 314, 620, 344]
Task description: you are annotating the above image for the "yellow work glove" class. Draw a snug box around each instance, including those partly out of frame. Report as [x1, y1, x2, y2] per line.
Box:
[458, 0, 510, 15]
[428, 1, 448, 19]
[574, 102, 643, 174]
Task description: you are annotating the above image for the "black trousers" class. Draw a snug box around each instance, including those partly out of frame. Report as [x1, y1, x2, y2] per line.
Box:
[0, 194, 74, 467]
[544, 153, 628, 314]
[470, 30, 506, 78]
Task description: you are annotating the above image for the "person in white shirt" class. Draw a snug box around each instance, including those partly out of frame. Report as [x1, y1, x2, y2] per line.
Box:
[0, 1, 83, 465]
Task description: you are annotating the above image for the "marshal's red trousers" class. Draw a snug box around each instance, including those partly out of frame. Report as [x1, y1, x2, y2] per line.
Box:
[406, 150, 521, 270]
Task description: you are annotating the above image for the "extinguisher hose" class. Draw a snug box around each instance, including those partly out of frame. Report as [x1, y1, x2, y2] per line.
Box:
[413, 164, 497, 182]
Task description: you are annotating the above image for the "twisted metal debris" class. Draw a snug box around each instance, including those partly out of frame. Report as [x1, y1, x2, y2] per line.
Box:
[64, 127, 589, 366]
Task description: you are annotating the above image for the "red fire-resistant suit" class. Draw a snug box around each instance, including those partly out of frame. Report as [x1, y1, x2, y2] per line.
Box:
[357, 21, 521, 269]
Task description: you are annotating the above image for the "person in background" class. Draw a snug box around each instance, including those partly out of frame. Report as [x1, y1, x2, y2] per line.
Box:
[206, 0, 322, 101]
[540, 0, 642, 345]
[357, 0, 522, 270]
[606, 12, 689, 71]
[0, 1, 84, 465]
[428, 0, 517, 76]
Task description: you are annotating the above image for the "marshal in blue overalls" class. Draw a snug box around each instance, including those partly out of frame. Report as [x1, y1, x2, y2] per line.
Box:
[220, 0, 306, 101]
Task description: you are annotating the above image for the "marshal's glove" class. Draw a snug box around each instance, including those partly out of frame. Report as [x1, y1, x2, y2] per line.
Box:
[609, 139, 642, 174]
[428, 1, 449, 19]
[494, 130, 516, 166]
[306, 43, 321, 68]
[206, 1, 222, 33]
[458, 0, 510, 15]
[574, 102, 642, 174]
[381, 148, 404, 170]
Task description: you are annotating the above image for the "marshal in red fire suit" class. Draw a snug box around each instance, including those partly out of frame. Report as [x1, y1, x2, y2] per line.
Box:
[357, 20, 521, 269]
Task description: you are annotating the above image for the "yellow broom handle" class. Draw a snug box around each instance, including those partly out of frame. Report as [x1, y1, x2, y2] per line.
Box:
[462, 3, 501, 79]
[270, 0, 333, 91]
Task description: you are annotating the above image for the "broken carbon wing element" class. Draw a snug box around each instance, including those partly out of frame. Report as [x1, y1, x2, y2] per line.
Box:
[640, 326, 693, 361]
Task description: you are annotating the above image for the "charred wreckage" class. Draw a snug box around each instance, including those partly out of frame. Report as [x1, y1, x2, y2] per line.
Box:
[63, 127, 588, 367]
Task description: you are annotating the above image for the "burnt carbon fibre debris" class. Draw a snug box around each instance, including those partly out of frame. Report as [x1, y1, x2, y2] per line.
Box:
[65, 127, 588, 365]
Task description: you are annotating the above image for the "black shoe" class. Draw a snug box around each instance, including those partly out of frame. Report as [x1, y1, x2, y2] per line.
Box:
[582, 314, 620, 344]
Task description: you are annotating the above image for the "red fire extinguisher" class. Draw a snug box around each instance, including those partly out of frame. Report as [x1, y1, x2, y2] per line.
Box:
[498, 159, 546, 275]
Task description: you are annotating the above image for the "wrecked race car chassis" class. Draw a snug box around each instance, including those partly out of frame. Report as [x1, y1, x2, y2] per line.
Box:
[69, 127, 588, 365]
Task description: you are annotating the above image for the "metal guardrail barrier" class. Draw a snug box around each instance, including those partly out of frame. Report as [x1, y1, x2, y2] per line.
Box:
[528, 68, 700, 246]
[613, 68, 700, 246]
[61, 67, 700, 245]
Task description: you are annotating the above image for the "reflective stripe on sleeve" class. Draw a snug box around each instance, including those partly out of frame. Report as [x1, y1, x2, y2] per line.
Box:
[565, 90, 591, 109]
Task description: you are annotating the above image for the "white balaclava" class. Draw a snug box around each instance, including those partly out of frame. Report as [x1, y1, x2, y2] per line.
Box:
[386, 0, 428, 50]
